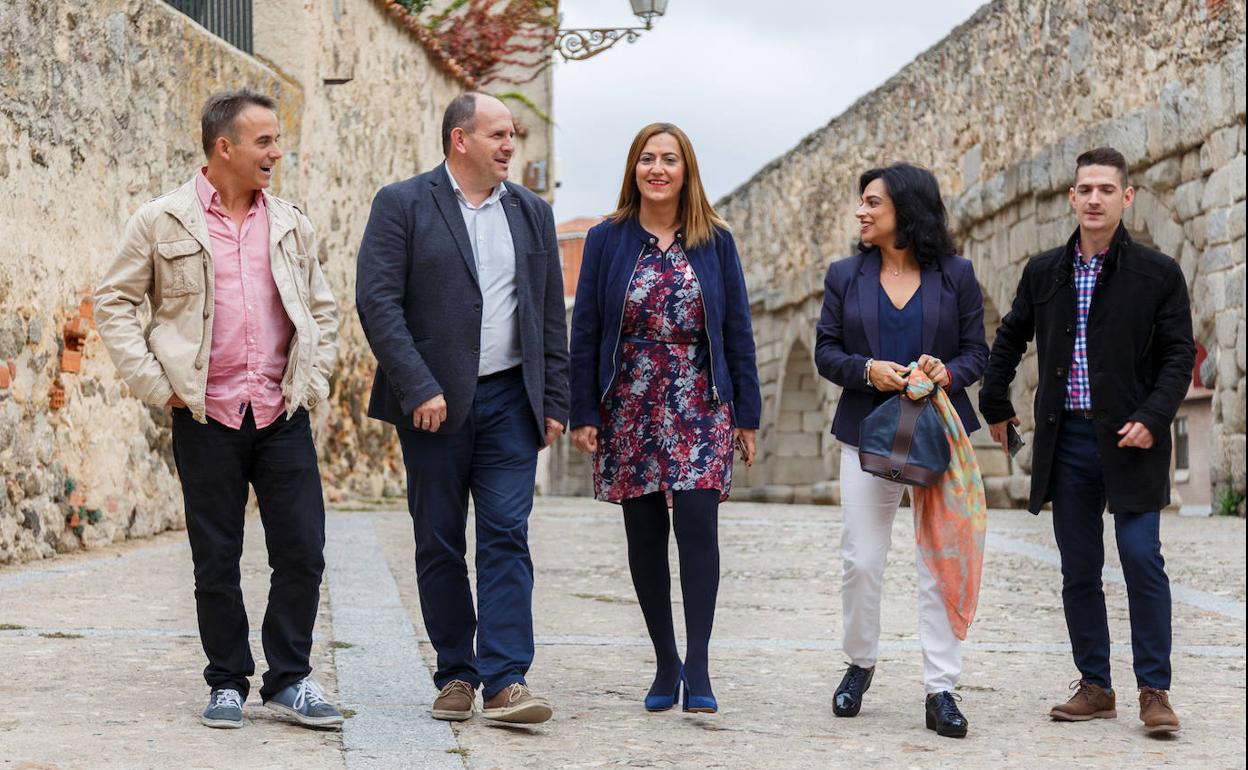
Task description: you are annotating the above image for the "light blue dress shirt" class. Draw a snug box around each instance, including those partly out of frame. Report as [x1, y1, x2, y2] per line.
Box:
[445, 163, 523, 377]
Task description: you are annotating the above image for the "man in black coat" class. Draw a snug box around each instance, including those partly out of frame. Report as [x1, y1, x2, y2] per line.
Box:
[980, 147, 1194, 735]
[356, 93, 569, 725]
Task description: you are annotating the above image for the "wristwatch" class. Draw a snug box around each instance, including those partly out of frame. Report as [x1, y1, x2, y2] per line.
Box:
[864, 358, 875, 389]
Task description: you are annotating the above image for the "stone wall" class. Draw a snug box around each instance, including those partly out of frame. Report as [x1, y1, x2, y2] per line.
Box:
[0, 0, 554, 563]
[716, 0, 1246, 511]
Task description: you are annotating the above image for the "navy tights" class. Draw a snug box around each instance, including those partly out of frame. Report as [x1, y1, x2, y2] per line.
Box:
[621, 489, 721, 698]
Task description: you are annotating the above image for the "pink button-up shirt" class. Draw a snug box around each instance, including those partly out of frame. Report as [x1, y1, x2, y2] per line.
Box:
[195, 170, 295, 429]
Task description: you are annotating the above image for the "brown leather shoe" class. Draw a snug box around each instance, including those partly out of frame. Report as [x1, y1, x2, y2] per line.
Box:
[481, 683, 553, 724]
[1139, 688, 1181, 733]
[1049, 680, 1117, 721]
[431, 680, 476, 721]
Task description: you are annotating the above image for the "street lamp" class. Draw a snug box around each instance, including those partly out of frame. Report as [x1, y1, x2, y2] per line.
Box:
[555, 0, 670, 61]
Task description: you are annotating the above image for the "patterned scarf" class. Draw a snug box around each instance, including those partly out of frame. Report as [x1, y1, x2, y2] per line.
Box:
[904, 368, 987, 640]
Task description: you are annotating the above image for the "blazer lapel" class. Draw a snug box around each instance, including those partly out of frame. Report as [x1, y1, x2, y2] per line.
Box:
[920, 261, 942, 354]
[858, 249, 882, 359]
[430, 169, 480, 288]
[501, 190, 531, 292]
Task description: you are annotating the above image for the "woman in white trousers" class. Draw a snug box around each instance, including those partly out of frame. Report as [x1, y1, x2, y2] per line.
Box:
[814, 163, 988, 737]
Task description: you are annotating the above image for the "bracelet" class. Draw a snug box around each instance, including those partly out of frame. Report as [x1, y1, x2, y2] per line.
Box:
[864, 358, 874, 389]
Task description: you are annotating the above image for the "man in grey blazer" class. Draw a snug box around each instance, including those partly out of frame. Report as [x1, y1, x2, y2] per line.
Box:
[356, 93, 569, 725]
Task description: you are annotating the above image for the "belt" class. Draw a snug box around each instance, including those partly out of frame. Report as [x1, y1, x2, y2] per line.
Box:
[1065, 409, 1094, 419]
[478, 365, 522, 384]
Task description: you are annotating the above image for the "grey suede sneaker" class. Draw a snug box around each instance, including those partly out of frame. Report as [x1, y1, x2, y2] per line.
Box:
[202, 688, 244, 729]
[265, 677, 344, 728]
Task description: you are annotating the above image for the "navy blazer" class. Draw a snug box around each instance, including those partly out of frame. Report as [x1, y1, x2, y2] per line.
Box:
[355, 165, 570, 441]
[568, 217, 762, 431]
[815, 248, 988, 446]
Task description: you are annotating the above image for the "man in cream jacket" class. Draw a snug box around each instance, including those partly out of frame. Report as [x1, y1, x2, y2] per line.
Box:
[94, 89, 341, 730]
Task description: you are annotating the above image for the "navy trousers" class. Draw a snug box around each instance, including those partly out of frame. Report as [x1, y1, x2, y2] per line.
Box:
[1049, 414, 1172, 690]
[395, 368, 541, 700]
[170, 407, 326, 702]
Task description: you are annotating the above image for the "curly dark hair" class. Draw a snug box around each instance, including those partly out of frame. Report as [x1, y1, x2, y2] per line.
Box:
[857, 163, 958, 266]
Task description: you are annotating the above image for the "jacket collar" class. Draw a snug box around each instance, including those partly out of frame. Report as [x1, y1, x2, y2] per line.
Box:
[164, 176, 297, 255]
[1062, 221, 1131, 277]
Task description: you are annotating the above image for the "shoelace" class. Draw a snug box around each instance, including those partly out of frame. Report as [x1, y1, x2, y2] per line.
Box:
[1140, 688, 1168, 707]
[441, 680, 474, 698]
[931, 692, 964, 721]
[840, 665, 870, 692]
[292, 678, 330, 711]
[212, 689, 243, 710]
[504, 683, 529, 703]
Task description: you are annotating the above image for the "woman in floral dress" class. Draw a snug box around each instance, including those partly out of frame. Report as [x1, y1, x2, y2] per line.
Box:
[568, 123, 761, 714]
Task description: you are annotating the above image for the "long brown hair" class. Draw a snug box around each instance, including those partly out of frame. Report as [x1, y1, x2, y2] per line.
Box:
[608, 122, 728, 249]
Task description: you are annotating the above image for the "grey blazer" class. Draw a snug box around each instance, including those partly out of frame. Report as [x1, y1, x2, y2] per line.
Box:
[355, 164, 569, 441]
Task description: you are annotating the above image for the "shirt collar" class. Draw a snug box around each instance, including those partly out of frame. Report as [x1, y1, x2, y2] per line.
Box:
[444, 162, 506, 209]
[195, 168, 265, 213]
[1073, 239, 1107, 269]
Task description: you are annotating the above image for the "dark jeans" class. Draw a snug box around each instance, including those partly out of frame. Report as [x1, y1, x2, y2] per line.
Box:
[395, 368, 541, 700]
[171, 406, 326, 702]
[1049, 414, 1172, 690]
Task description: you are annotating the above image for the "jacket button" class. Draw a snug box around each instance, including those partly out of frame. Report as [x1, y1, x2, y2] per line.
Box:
[472, 345, 479, 352]
[1056, 366, 1065, 377]
[1065, 325, 1074, 334]
[1046, 413, 1057, 425]
[203, 309, 210, 319]
[648, 237, 657, 245]
[473, 303, 482, 311]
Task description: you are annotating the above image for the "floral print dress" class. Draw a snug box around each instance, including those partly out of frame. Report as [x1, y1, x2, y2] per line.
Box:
[594, 239, 734, 503]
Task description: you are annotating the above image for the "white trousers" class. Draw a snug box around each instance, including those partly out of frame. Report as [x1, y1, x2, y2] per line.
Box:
[839, 447, 961, 693]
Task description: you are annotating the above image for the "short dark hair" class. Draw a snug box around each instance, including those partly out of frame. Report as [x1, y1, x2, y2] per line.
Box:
[200, 89, 277, 158]
[857, 163, 958, 266]
[441, 93, 483, 156]
[1076, 146, 1129, 187]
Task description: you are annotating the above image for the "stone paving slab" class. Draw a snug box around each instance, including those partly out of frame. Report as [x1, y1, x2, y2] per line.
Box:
[0, 525, 345, 770]
[369, 498, 1246, 770]
[1, 498, 1244, 769]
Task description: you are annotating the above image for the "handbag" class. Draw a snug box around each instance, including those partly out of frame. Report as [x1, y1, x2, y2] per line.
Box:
[857, 390, 951, 487]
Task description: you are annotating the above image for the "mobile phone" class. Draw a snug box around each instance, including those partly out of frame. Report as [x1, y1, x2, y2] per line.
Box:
[1006, 424, 1025, 457]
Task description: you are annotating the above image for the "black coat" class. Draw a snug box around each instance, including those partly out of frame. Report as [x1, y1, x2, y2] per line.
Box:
[979, 224, 1195, 514]
[355, 165, 570, 440]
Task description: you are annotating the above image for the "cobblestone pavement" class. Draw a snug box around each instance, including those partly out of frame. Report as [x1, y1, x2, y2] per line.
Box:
[1, 498, 1244, 769]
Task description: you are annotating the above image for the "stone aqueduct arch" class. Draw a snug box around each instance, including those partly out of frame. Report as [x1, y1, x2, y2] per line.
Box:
[716, 4, 1244, 512]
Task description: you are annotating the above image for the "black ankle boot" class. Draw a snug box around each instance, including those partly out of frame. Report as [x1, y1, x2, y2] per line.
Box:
[925, 691, 968, 738]
[833, 664, 874, 717]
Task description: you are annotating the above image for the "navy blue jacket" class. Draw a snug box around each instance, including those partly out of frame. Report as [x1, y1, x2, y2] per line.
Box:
[815, 248, 988, 446]
[355, 165, 570, 441]
[569, 217, 762, 431]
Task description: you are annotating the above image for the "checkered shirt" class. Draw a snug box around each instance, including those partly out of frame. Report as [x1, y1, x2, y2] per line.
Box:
[1064, 241, 1107, 411]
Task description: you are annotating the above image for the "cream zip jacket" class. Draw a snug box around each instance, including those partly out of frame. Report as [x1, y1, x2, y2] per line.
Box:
[94, 177, 339, 423]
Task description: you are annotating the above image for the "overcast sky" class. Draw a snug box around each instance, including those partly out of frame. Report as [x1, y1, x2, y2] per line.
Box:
[550, 0, 985, 221]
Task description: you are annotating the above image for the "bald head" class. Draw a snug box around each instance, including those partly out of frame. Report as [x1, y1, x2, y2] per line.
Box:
[441, 93, 510, 157]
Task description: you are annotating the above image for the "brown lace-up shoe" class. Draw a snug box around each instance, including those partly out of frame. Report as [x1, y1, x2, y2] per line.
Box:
[482, 683, 553, 724]
[1049, 680, 1117, 721]
[431, 680, 476, 721]
[1138, 688, 1181, 734]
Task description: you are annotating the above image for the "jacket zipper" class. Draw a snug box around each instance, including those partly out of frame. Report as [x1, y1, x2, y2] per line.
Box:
[600, 244, 648, 403]
[682, 249, 720, 403]
[194, 252, 213, 371]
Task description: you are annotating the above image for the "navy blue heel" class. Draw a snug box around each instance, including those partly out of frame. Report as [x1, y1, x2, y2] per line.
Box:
[681, 671, 717, 714]
[644, 665, 683, 712]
